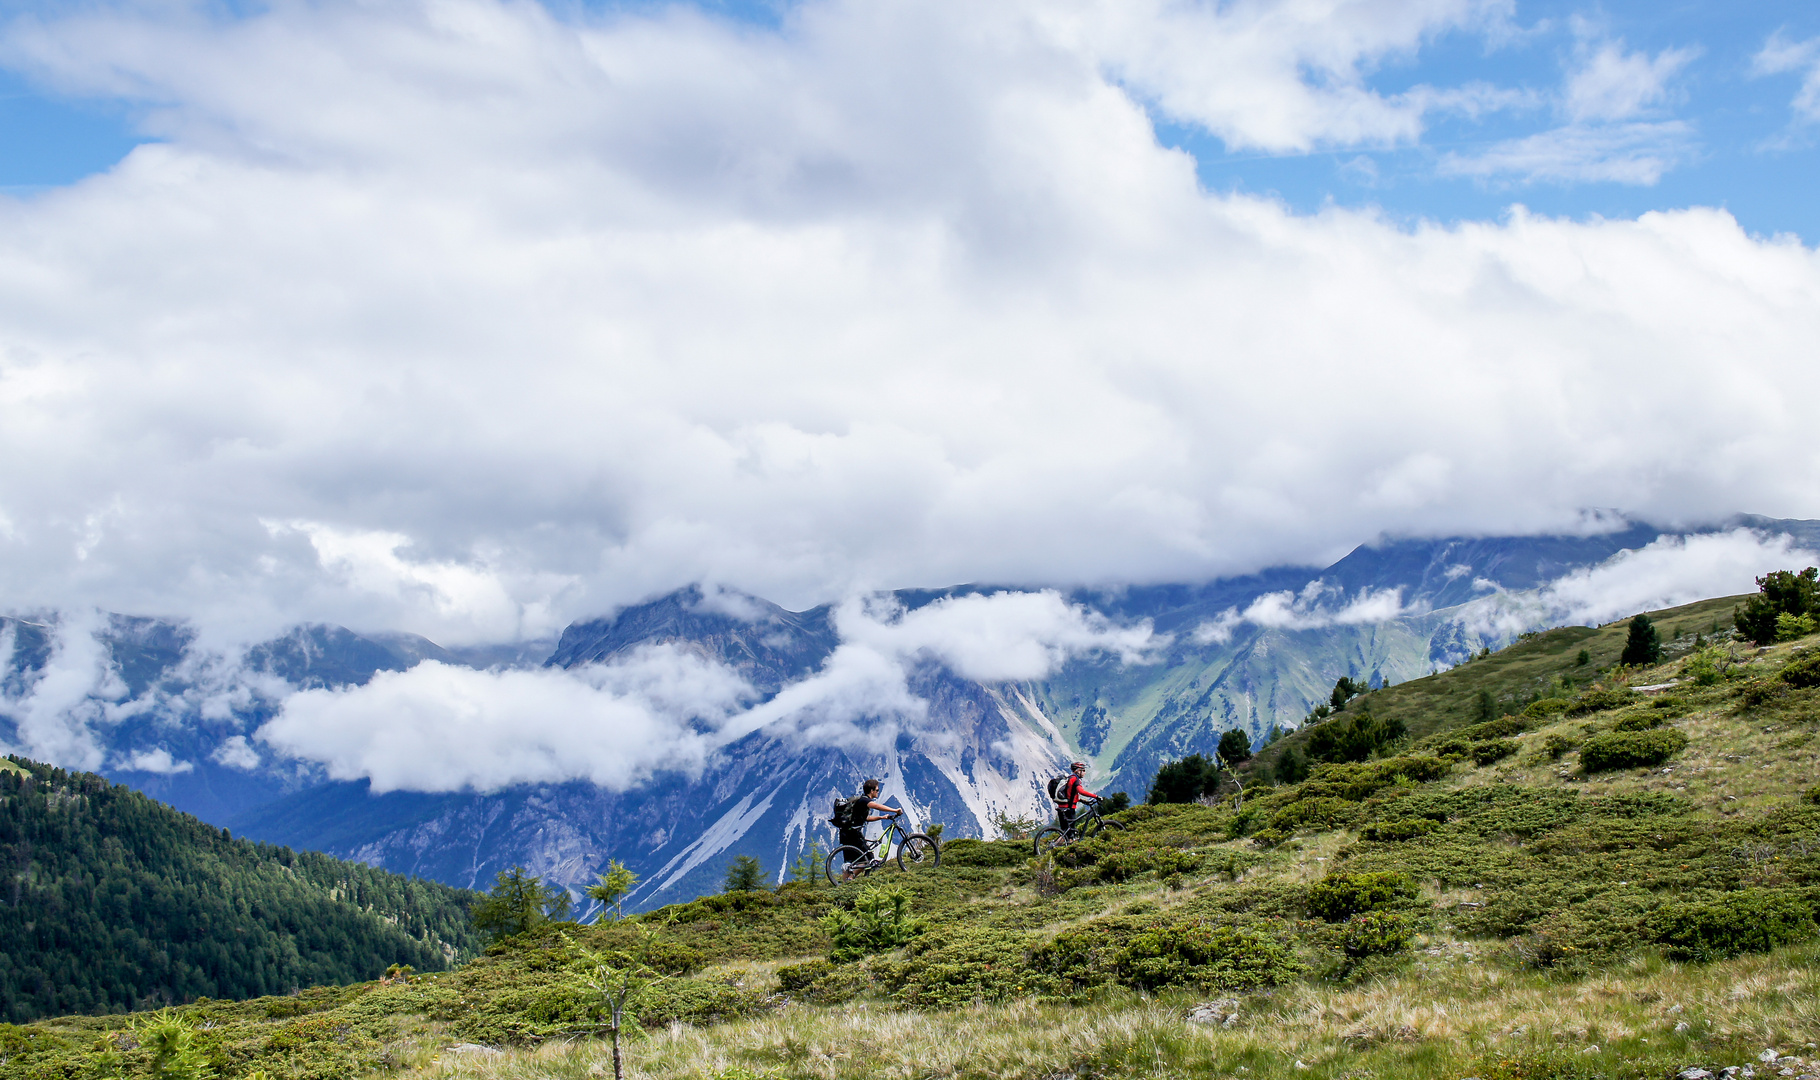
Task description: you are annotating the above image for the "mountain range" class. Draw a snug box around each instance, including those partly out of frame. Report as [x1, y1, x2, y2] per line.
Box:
[2, 514, 1814, 911]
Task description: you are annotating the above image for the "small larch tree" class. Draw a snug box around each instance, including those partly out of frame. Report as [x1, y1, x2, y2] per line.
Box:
[722, 855, 766, 893]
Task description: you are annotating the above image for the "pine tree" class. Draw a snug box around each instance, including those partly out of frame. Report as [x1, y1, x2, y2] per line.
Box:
[722, 855, 767, 892]
[1217, 728, 1252, 764]
[1620, 614, 1663, 667]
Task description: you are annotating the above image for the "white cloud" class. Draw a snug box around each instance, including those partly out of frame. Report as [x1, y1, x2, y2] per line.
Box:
[1459, 528, 1820, 640]
[1439, 120, 1695, 184]
[211, 734, 262, 770]
[1564, 41, 1695, 123]
[254, 588, 1158, 792]
[1232, 583, 1411, 631]
[122, 747, 194, 774]
[0, 0, 1809, 647]
[1442, 33, 1698, 185]
[1754, 33, 1820, 124]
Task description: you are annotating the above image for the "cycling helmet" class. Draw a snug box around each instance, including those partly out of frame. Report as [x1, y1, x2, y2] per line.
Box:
[1070, 760, 1087, 771]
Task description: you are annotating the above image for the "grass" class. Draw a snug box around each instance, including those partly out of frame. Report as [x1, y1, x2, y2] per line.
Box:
[7, 598, 1820, 1080]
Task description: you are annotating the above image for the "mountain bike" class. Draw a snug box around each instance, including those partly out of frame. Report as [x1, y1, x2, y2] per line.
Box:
[1032, 796, 1125, 855]
[824, 811, 941, 883]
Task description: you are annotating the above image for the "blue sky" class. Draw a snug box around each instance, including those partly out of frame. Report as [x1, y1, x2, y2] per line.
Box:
[4, 0, 1818, 237]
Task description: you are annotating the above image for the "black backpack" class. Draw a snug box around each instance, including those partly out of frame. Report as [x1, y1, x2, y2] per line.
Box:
[1046, 776, 1068, 803]
[831, 795, 869, 829]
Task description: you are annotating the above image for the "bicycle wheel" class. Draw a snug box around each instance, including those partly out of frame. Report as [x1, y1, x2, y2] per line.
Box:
[1082, 816, 1126, 840]
[824, 845, 873, 884]
[896, 833, 941, 871]
[1033, 826, 1067, 856]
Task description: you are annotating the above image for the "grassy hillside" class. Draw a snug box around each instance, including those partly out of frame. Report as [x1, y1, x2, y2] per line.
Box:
[4, 595, 1820, 1080]
[0, 758, 482, 1024]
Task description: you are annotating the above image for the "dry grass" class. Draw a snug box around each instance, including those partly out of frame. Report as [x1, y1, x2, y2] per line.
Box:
[408, 941, 1820, 1080]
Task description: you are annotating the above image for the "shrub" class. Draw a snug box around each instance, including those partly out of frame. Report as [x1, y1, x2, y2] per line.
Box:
[1341, 911, 1414, 958]
[821, 886, 925, 961]
[1578, 729, 1689, 772]
[1566, 687, 1637, 716]
[1305, 706, 1407, 764]
[1777, 612, 1818, 641]
[936, 838, 1027, 868]
[775, 959, 833, 992]
[1117, 923, 1293, 990]
[1275, 745, 1310, 784]
[1470, 739, 1519, 766]
[1523, 698, 1570, 720]
[1270, 796, 1359, 834]
[1613, 714, 1666, 732]
[1307, 871, 1418, 922]
[1542, 733, 1578, 759]
[1781, 652, 1820, 689]
[1648, 889, 1819, 960]
[1462, 715, 1528, 740]
[1359, 818, 1438, 842]
[1682, 650, 1726, 687]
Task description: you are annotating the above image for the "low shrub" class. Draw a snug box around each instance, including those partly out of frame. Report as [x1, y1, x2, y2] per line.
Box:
[935, 838, 1028, 868]
[1567, 688, 1637, 716]
[1522, 698, 1570, 720]
[1306, 871, 1418, 922]
[1736, 679, 1789, 709]
[1578, 729, 1689, 772]
[1781, 652, 1820, 689]
[879, 927, 1042, 1007]
[1056, 846, 1203, 890]
[1470, 739, 1519, 766]
[1614, 713, 1666, 732]
[1648, 888, 1819, 960]
[1270, 796, 1359, 834]
[1114, 922, 1302, 991]
[1542, 733, 1578, 760]
[1341, 910, 1414, 958]
[822, 886, 925, 961]
[775, 959, 832, 992]
[1359, 817, 1438, 842]
[1460, 716, 1529, 740]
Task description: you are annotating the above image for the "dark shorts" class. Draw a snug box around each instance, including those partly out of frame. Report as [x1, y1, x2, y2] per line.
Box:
[838, 827, 866, 857]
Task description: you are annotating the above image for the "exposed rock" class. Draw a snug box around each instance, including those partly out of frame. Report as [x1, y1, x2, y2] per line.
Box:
[1187, 999, 1241, 1027]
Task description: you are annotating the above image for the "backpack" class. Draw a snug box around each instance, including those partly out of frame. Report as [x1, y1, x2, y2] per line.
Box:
[1045, 776, 1068, 803]
[831, 795, 869, 829]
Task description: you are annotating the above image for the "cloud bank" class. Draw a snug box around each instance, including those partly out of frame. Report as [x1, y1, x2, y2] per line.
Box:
[256, 589, 1159, 792]
[0, 0, 1812, 651]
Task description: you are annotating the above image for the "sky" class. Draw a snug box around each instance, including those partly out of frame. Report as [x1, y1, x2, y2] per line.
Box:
[0, 0, 1818, 649]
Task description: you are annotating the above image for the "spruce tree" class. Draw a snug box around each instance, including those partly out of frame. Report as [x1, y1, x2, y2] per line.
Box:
[1620, 614, 1663, 667]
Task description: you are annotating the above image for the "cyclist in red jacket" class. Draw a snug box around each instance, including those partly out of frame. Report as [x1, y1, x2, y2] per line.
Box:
[1056, 760, 1099, 831]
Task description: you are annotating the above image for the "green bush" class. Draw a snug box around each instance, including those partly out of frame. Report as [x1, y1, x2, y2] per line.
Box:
[1117, 922, 1300, 990]
[1270, 796, 1359, 834]
[1341, 911, 1414, 958]
[1780, 652, 1820, 689]
[1578, 729, 1689, 772]
[1359, 818, 1438, 842]
[1522, 698, 1570, 720]
[1306, 871, 1418, 922]
[1648, 889, 1819, 961]
[1305, 706, 1408, 764]
[1460, 715, 1529, 740]
[1613, 713, 1666, 732]
[879, 927, 1041, 1006]
[1470, 739, 1519, 766]
[821, 886, 925, 961]
[1567, 687, 1637, 716]
[935, 838, 1027, 868]
[775, 959, 832, 992]
[1542, 733, 1578, 759]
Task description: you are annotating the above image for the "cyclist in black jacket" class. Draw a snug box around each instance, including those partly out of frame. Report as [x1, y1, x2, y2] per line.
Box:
[838, 779, 898, 876]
